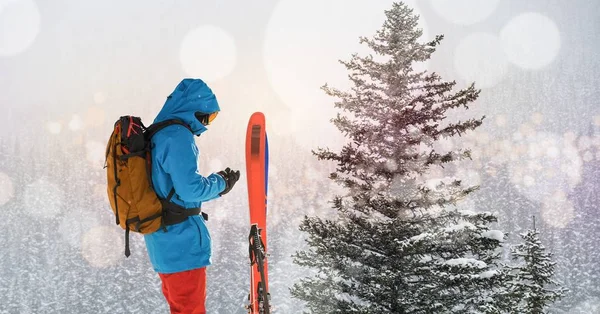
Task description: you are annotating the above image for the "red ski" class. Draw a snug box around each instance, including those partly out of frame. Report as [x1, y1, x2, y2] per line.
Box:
[245, 112, 271, 314]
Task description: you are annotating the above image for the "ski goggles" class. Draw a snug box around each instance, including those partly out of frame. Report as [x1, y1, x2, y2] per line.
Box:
[195, 111, 219, 125]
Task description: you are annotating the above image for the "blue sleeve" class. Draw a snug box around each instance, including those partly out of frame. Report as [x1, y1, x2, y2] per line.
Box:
[161, 128, 226, 202]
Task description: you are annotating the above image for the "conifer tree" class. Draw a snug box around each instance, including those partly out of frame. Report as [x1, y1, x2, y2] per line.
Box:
[506, 217, 567, 314]
[292, 2, 510, 313]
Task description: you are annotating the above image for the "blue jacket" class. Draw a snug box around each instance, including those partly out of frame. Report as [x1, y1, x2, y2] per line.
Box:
[144, 78, 226, 274]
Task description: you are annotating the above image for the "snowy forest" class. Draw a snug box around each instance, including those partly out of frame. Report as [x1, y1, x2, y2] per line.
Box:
[2, 0, 600, 313]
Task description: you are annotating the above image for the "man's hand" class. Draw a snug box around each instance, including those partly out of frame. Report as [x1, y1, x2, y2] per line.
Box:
[217, 167, 241, 196]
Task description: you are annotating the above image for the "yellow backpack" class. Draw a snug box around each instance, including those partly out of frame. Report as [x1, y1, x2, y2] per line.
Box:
[105, 116, 200, 257]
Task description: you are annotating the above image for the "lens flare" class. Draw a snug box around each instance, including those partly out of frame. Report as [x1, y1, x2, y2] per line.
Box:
[47, 121, 62, 134]
[508, 132, 582, 204]
[23, 177, 64, 218]
[0, 0, 40, 56]
[180, 25, 237, 82]
[501, 13, 561, 70]
[68, 114, 85, 131]
[82, 226, 123, 268]
[540, 190, 574, 228]
[86, 141, 105, 168]
[85, 106, 106, 128]
[93, 92, 106, 105]
[59, 208, 102, 249]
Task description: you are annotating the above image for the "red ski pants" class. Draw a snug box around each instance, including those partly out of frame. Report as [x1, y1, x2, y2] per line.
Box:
[159, 268, 207, 314]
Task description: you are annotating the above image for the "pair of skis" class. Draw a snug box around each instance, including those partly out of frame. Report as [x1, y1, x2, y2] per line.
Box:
[245, 112, 271, 314]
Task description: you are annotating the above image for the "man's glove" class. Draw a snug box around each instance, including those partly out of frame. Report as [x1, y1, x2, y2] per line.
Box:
[217, 167, 240, 196]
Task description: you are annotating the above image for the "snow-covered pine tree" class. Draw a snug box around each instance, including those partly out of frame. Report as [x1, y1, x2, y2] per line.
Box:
[506, 218, 567, 314]
[291, 2, 510, 313]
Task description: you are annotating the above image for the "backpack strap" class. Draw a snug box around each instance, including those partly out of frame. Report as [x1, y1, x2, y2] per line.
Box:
[161, 196, 206, 226]
[145, 119, 192, 140]
[144, 119, 192, 189]
[162, 187, 209, 224]
[145, 120, 209, 226]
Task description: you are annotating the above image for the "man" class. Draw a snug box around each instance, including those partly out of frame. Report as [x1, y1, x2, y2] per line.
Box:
[145, 78, 240, 314]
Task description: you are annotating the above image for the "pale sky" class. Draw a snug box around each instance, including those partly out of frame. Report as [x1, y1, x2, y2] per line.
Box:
[2, 0, 598, 140]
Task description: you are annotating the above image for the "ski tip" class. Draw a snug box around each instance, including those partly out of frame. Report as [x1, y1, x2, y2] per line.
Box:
[249, 112, 266, 122]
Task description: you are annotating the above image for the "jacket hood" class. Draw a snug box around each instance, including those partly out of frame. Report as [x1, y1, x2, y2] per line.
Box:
[154, 78, 220, 136]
